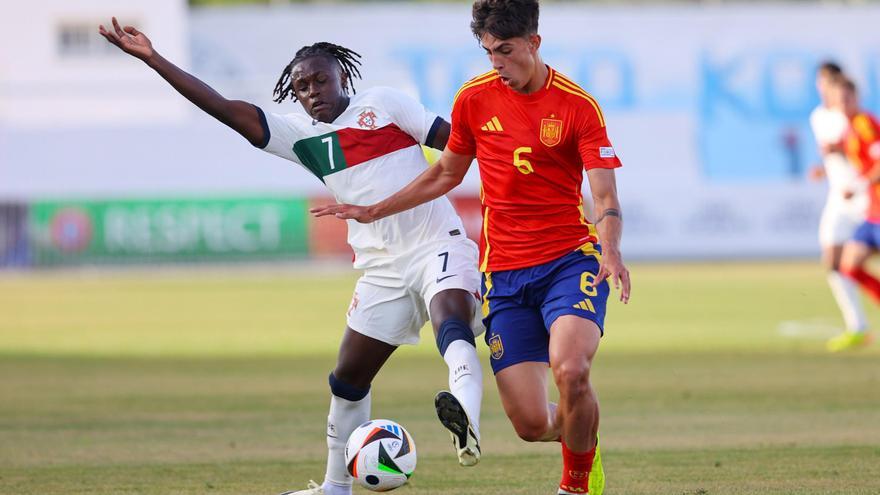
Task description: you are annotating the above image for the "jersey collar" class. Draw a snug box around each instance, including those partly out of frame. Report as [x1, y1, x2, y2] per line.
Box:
[502, 65, 554, 102]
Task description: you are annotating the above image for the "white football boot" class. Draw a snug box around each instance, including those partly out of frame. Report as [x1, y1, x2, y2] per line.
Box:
[434, 390, 481, 466]
[278, 480, 323, 495]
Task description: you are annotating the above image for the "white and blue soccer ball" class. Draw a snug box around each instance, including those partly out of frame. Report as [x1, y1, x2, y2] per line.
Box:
[344, 419, 417, 492]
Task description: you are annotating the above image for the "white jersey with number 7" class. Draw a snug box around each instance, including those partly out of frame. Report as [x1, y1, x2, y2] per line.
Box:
[257, 87, 466, 269]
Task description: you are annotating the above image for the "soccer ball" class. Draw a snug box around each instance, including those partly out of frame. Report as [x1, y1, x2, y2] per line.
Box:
[345, 419, 417, 492]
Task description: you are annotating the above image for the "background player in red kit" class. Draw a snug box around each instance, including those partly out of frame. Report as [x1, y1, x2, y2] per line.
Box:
[832, 76, 878, 351]
[311, 1, 630, 493]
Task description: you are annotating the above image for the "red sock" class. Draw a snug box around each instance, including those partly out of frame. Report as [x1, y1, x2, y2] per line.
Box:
[844, 267, 880, 304]
[559, 441, 595, 494]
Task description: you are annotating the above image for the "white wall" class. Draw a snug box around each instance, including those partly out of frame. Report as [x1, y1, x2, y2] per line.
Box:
[3, 3, 880, 258]
[0, 0, 189, 128]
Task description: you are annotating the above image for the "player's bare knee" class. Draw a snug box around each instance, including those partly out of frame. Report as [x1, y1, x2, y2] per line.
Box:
[553, 359, 590, 394]
[429, 289, 475, 333]
[510, 414, 550, 442]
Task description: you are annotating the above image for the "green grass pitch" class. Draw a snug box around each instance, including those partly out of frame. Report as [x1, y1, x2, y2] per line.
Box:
[1, 261, 879, 494]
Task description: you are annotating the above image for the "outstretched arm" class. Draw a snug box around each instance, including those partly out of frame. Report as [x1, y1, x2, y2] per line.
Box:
[310, 149, 473, 222]
[587, 168, 630, 303]
[99, 17, 265, 146]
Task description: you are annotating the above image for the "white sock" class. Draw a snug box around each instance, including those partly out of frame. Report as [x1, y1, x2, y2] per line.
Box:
[323, 392, 371, 491]
[443, 340, 483, 433]
[321, 480, 352, 495]
[828, 271, 869, 332]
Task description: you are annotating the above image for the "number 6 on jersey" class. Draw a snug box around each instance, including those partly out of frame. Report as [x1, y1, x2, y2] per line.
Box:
[513, 147, 534, 175]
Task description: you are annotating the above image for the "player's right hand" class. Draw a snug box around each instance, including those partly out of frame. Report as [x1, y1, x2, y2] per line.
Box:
[593, 248, 631, 304]
[98, 17, 154, 62]
[310, 203, 378, 224]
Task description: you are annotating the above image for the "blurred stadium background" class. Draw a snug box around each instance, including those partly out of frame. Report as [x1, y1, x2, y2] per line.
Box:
[1, 1, 879, 494]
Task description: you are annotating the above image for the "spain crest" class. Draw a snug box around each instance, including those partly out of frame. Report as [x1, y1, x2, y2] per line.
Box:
[540, 118, 563, 147]
[489, 334, 504, 360]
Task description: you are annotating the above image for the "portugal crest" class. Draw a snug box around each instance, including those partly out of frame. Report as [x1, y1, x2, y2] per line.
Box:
[357, 110, 378, 130]
[540, 118, 563, 147]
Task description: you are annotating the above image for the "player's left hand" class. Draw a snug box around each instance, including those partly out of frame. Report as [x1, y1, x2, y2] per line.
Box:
[98, 17, 155, 62]
[310, 203, 376, 223]
[593, 249, 630, 304]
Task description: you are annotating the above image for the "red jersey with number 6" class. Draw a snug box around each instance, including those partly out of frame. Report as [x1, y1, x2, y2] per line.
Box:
[446, 67, 622, 272]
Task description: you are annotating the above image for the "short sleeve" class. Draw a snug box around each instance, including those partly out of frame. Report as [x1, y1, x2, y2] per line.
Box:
[255, 106, 306, 165]
[578, 105, 622, 171]
[446, 94, 477, 156]
[374, 87, 441, 146]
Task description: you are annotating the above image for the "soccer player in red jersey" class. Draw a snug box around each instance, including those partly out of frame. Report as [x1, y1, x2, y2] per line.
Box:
[831, 76, 878, 350]
[312, 1, 630, 492]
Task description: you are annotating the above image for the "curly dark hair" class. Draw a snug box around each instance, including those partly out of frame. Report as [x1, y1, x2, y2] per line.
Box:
[471, 0, 540, 41]
[272, 42, 363, 104]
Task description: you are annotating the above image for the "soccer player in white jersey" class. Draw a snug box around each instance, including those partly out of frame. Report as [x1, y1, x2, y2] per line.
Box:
[100, 18, 483, 495]
[808, 61, 870, 350]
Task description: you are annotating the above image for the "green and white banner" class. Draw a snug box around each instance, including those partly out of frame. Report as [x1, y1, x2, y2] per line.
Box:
[29, 197, 309, 265]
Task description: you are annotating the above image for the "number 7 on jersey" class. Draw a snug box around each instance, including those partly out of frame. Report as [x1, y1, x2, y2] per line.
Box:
[321, 136, 336, 170]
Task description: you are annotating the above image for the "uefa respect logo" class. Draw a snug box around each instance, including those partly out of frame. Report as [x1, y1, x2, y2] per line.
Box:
[49, 207, 93, 253]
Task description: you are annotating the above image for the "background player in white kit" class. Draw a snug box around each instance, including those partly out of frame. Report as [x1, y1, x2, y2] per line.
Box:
[99, 18, 484, 495]
[808, 61, 870, 351]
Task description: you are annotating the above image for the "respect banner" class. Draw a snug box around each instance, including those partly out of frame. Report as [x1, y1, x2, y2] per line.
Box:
[28, 197, 309, 265]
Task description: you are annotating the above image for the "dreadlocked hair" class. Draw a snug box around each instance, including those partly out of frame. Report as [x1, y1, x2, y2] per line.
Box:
[272, 42, 363, 104]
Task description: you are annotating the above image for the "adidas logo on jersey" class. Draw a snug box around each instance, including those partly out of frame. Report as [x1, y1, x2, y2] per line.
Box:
[481, 116, 504, 132]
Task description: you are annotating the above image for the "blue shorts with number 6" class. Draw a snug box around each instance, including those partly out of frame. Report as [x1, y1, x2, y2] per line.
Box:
[481, 247, 609, 375]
